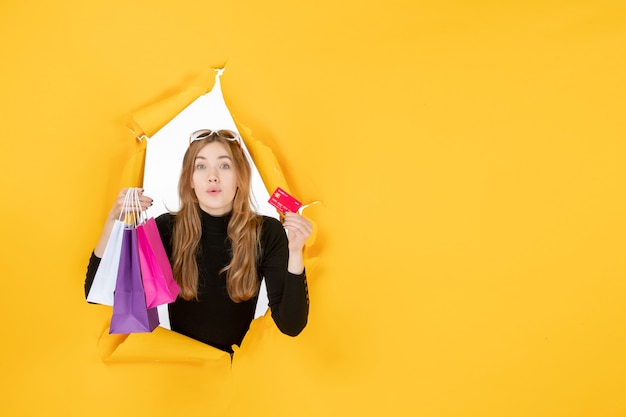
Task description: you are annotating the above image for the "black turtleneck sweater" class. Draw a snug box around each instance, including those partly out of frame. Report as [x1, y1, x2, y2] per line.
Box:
[85, 211, 309, 353]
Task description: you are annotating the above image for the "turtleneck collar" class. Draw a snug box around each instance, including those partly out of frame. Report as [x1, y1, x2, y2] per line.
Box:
[199, 209, 231, 234]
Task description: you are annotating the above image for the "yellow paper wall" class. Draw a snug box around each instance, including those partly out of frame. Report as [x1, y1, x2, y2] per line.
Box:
[1, 1, 625, 416]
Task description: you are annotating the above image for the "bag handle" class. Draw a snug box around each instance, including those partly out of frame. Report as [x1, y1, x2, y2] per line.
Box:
[118, 187, 146, 227]
[132, 188, 147, 226]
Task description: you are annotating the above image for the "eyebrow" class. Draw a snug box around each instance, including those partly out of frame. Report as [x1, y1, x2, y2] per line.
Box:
[194, 155, 232, 161]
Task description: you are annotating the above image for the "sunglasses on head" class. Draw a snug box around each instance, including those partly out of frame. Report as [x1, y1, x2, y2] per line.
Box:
[189, 129, 242, 149]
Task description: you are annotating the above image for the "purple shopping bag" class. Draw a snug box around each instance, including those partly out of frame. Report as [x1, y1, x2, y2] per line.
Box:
[110, 226, 159, 334]
[137, 217, 180, 308]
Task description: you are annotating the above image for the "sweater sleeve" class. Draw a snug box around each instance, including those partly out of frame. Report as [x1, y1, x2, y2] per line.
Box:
[84, 252, 101, 299]
[260, 216, 309, 336]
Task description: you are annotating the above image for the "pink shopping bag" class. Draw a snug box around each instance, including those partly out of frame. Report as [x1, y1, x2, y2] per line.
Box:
[137, 217, 180, 308]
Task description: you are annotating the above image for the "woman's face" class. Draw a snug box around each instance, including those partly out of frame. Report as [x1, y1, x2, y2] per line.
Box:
[191, 141, 238, 216]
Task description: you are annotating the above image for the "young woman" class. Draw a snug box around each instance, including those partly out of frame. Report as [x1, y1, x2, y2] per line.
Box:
[85, 129, 312, 353]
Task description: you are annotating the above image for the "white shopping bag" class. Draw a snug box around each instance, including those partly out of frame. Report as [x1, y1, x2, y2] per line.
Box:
[87, 219, 125, 306]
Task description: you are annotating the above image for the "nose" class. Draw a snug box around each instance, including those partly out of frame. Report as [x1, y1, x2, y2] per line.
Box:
[207, 169, 219, 183]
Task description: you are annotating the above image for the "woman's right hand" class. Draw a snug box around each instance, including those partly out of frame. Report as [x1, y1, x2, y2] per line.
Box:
[96, 188, 153, 257]
[107, 188, 153, 220]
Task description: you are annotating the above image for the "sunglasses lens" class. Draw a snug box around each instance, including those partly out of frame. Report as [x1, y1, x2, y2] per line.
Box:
[195, 131, 212, 139]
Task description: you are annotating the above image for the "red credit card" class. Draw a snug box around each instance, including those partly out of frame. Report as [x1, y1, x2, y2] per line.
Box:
[268, 187, 302, 213]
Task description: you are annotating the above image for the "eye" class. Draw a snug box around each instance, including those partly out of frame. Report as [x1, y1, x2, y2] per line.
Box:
[195, 164, 206, 170]
[219, 163, 231, 169]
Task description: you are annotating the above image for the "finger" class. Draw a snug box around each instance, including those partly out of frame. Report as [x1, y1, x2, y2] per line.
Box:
[139, 196, 153, 206]
[284, 222, 312, 240]
[285, 225, 312, 240]
[284, 216, 312, 233]
[283, 212, 312, 226]
[116, 192, 153, 214]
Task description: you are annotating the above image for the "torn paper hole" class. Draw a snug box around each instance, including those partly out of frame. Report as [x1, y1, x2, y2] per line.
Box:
[142, 68, 279, 326]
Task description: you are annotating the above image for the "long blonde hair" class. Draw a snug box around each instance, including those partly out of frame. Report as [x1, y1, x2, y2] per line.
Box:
[171, 130, 262, 302]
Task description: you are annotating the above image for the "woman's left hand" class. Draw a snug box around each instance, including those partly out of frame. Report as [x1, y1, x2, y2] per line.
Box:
[282, 212, 313, 253]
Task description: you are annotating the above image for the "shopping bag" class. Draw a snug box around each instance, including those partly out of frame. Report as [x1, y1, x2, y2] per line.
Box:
[110, 226, 159, 334]
[137, 217, 180, 308]
[86, 220, 125, 306]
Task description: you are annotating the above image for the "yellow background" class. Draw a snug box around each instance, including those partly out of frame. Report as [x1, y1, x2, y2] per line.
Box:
[1, 1, 625, 416]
